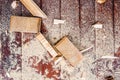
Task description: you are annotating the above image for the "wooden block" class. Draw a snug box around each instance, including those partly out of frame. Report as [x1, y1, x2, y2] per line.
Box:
[20, 0, 47, 18]
[55, 37, 83, 66]
[10, 16, 41, 33]
[36, 33, 59, 58]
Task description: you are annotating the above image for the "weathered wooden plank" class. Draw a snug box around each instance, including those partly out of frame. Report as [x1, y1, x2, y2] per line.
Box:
[1, 0, 22, 31]
[41, 0, 61, 44]
[114, 1, 120, 79]
[59, 0, 84, 80]
[95, 0, 114, 58]
[0, 0, 22, 80]
[0, 1, 2, 77]
[80, 0, 95, 51]
[0, 0, 2, 15]
[114, 0, 120, 56]
[61, 0, 81, 50]
[79, 1, 96, 80]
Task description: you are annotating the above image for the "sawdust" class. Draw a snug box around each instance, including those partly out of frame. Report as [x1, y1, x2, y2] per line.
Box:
[22, 38, 60, 80]
[11, 1, 18, 9]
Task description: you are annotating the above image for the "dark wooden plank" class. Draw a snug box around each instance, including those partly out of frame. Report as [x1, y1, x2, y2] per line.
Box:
[114, 0, 120, 79]
[61, 0, 81, 50]
[0, 0, 22, 80]
[42, 0, 61, 44]
[0, 0, 3, 79]
[114, 0, 120, 56]
[95, 0, 114, 58]
[80, 0, 95, 51]
[60, 0, 88, 80]
[79, 0, 96, 80]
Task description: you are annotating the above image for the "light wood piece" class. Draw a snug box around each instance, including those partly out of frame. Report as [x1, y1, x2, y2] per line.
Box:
[10, 16, 41, 33]
[36, 33, 59, 58]
[20, 0, 47, 18]
[55, 37, 83, 66]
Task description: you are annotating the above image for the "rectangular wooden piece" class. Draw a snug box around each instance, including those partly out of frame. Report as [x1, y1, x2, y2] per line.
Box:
[55, 37, 83, 66]
[10, 16, 41, 33]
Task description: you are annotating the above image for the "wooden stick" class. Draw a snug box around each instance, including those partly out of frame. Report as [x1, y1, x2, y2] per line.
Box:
[36, 33, 59, 58]
[20, 0, 47, 18]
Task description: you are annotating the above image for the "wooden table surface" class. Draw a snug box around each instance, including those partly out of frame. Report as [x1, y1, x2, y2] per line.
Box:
[0, 0, 120, 80]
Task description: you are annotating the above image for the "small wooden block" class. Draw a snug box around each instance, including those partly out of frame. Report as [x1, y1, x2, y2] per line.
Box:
[10, 16, 41, 33]
[20, 0, 47, 18]
[36, 33, 59, 58]
[55, 37, 83, 66]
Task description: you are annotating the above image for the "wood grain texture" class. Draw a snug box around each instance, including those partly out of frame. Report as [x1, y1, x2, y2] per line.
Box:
[80, 0, 95, 51]
[95, 0, 114, 58]
[10, 16, 41, 33]
[79, 0, 97, 80]
[21, 0, 41, 16]
[114, 0, 120, 56]
[113, 1, 120, 78]
[55, 37, 83, 66]
[36, 32, 58, 58]
[41, 0, 61, 44]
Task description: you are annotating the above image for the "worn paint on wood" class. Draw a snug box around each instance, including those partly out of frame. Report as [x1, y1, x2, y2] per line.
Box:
[0, 0, 22, 80]
[114, 0, 120, 55]
[79, 0, 97, 80]
[95, 0, 114, 58]
[80, 0, 95, 51]
[114, 1, 120, 79]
